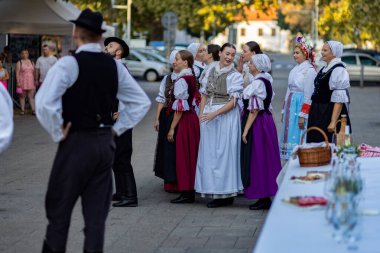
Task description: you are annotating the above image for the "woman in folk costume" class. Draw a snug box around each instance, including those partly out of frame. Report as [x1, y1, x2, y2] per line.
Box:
[199, 44, 221, 84]
[154, 50, 200, 203]
[237, 41, 263, 87]
[279, 35, 317, 160]
[187, 42, 208, 80]
[241, 54, 282, 210]
[307, 41, 351, 143]
[195, 43, 244, 208]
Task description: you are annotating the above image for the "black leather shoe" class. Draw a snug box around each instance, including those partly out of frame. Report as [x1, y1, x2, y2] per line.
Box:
[206, 198, 234, 208]
[249, 198, 271, 210]
[170, 192, 195, 204]
[112, 197, 138, 207]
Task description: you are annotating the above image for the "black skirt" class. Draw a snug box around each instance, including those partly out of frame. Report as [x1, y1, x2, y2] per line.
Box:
[153, 109, 177, 183]
[307, 102, 351, 143]
[240, 99, 252, 188]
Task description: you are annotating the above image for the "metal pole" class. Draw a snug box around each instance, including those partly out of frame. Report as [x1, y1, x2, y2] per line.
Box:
[360, 64, 364, 88]
[315, 0, 319, 47]
[126, 0, 132, 44]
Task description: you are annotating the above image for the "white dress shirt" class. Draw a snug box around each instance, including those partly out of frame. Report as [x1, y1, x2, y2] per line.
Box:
[0, 84, 13, 153]
[35, 43, 151, 143]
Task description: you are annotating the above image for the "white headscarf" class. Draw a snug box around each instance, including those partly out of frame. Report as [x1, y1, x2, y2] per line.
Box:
[187, 43, 200, 59]
[252, 54, 271, 73]
[169, 50, 178, 66]
[327, 41, 343, 58]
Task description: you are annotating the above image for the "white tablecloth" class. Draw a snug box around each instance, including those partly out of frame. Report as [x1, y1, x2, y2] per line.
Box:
[253, 157, 380, 253]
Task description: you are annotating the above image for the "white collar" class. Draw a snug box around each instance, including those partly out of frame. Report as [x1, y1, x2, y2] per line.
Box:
[323, 58, 346, 72]
[253, 72, 273, 84]
[171, 72, 179, 80]
[176, 68, 193, 79]
[214, 61, 234, 76]
[75, 43, 102, 54]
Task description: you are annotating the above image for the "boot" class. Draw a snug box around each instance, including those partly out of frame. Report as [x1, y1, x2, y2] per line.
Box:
[249, 198, 271, 210]
[112, 172, 138, 207]
[170, 190, 195, 204]
[206, 197, 234, 208]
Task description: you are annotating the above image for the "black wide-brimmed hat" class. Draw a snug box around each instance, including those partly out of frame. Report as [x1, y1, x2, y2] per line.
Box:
[104, 37, 130, 58]
[70, 8, 106, 35]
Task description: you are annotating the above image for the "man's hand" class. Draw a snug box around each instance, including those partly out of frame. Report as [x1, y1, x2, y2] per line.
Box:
[61, 122, 72, 140]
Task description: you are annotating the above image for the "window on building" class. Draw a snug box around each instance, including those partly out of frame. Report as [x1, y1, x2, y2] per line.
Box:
[241, 28, 246, 37]
[271, 28, 276, 36]
[258, 28, 263, 36]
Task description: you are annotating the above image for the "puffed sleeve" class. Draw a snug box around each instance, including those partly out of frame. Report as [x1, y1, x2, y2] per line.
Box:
[329, 67, 350, 103]
[155, 75, 167, 103]
[199, 67, 211, 95]
[226, 72, 244, 99]
[299, 67, 317, 118]
[171, 78, 190, 112]
[244, 79, 267, 111]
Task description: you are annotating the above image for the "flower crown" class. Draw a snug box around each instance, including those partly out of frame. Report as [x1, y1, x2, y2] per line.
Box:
[293, 34, 315, 64]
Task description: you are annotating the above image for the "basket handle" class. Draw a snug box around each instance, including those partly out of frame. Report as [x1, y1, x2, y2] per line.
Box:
[301, 126, 330, 149]
[334, 120, 342, 135]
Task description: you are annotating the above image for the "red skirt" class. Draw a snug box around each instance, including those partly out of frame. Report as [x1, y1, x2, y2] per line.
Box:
[167, 110, 200, 191]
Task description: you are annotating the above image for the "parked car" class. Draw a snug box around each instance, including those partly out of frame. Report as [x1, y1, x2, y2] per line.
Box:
[134, 48, 169, 65]
[123, 50, 168, 82]
[341, 53, 380, 83]
[343, 48, 380, 61]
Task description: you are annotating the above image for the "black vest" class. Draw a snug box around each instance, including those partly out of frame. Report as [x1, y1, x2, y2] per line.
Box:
[311, 63, 345, 103]
[62, 52, 118, 131]
[257, 77, 273, 115]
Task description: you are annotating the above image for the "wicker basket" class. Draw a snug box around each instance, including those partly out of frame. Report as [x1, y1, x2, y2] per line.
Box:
[298, 127, 331, 167]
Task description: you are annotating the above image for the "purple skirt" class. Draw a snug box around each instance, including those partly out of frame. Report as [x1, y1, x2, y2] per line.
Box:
[244, 112, 282, 199]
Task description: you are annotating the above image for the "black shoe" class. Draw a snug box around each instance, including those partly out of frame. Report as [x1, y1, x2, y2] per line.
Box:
[249, 198, 271, 210]
[112, 193, 122, 201]
[206, 197, 234, 208]
[112, 197, 138, 207]
[170, 192, 195, 204]
[84, 250, 103, 253]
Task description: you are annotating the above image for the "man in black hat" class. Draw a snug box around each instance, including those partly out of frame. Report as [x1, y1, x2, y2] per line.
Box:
[35, 9, 150, 253]
[104, 37, 138, 207]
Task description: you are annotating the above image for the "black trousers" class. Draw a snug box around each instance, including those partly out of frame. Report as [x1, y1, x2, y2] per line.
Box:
[113, 129, 137, 198]
[44, 129, 114, 252]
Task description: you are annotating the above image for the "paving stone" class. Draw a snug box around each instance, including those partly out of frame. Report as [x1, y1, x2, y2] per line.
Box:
[204, 236, 237, 248]
[175, 236, 209, 248]
[198, 227, 255, 237]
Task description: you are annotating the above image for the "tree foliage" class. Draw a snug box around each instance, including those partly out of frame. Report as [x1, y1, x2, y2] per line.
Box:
[68, 0, 277, 41]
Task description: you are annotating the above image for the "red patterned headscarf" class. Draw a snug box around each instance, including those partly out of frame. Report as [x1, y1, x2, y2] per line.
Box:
[293, 33, 315, 65]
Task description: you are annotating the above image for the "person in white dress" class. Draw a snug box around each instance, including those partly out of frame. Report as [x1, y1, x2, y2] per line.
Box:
[187, 42, 207, 80]
[195, 43, 244, 208]
[199, 44, 220, 84]
[279, 34, 317, 160]
[0, 84, 13, 154]
[307, 40, 351, 143]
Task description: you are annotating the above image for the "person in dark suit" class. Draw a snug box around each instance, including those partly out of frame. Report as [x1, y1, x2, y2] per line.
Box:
[104, 37, 138, 207]
[36, 9, 150, 253]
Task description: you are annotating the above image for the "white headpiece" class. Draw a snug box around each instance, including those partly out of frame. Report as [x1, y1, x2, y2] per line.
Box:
[187, 43, 200, 58]
[327, 41, 343, 58]
[252, 54, 271, 73]
[169, 50, 178, 66]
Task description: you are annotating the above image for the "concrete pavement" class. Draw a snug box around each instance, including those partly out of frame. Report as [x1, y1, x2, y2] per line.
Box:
[1, 65, 380, 252]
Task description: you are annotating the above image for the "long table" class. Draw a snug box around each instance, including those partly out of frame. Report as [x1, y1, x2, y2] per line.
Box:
[253, 157, 380, 253]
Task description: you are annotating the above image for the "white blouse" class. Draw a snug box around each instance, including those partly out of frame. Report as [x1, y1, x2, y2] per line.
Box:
[243, 73, 274, 111]
[155, 72, 178, 104]
[194, 60, 205, 79]
[0, 84, 13, 154]
[323, 59, 350, 103]
[200, 63, 244, 100]
[171, 68, 193, 111]
[285, 60, 317, 118]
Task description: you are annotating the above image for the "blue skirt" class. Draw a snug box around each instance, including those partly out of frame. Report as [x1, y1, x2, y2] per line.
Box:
[279, 92, 307, 160]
